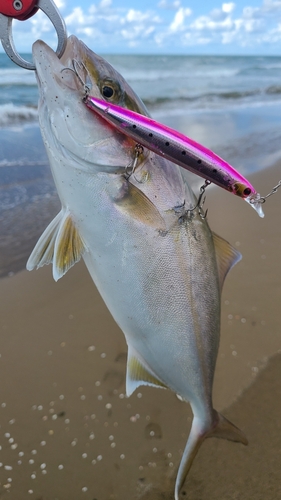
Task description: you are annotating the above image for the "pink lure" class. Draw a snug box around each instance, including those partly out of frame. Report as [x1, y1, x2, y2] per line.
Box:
[85, 96, 264, 217]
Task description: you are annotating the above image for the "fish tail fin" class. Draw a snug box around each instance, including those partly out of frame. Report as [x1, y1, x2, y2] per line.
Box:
[209, 411, 248, 444]
[174, 411, 248, 500]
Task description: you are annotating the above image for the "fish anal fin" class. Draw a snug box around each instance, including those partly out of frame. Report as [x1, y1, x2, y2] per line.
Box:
[116, 182, 165, 230]
[53, 211, 86, 281]
[126, 347, 167, 397]
[26, 211, 64, 272]
[212, 232, 242, 290]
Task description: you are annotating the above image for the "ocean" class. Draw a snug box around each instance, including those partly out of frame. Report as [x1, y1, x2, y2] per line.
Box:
[1, 51, 281, 276]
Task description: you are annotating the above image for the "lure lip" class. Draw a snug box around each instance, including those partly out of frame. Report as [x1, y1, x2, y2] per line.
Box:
[245, 193, 265, 218]
[85, 95, 263, 215]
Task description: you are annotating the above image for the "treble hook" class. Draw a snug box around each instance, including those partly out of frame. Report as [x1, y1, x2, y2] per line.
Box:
[186, 179, 211, 219]
[125, 143, 145, 180]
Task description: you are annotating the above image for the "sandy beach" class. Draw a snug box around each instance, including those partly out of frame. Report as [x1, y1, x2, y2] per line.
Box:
[0, 160, 281, 500]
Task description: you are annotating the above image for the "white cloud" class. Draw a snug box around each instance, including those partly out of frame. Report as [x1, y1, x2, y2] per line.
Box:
[125, 9, 161, 23]
[169, 7, 192, 32]
[64, 7, 87, 25]
[222, 2, 235, 13]
[158, 0, 181, 8]
[7, 0, 281, 54]
[54, 0, 65, 8]
[99, 0, 112, 7]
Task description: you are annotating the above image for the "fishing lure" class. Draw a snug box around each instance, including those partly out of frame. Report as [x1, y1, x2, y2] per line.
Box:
[85, 96, 264, 217]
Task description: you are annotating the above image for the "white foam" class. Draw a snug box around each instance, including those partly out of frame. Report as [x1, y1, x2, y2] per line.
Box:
[0, 68, 36, 86]
[0, 103, 38, 127]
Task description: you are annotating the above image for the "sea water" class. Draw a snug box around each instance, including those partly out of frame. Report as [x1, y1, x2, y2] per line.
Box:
[1, 51, 281, 275]
[2, 52, 281, 167]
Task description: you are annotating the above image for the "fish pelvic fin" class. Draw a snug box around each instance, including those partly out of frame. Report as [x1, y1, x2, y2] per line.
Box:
[26, 208, 87, 281]
[126, 346, 167, 397]
[115, 182, 166, 230]
[175, 410, 248, 500]
[212, 232, 242, 291]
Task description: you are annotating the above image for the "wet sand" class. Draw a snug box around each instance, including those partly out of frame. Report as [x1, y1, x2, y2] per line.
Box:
[0, 163, 281, 499]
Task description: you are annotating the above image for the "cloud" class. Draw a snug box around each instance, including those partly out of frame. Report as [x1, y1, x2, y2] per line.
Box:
[222, 2, 235, 13]
[158, 0, 181, 9]
[169, 7, 192, 32]
[54, 0, 65, 8]
[99, 0, 112, 7]
[7, 0, 281, 54]
[125, 9, 161, 24]
[64, 7, 87, 26]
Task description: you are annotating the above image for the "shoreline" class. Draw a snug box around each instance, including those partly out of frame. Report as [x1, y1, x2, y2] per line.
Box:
[0, 160, 281, 498]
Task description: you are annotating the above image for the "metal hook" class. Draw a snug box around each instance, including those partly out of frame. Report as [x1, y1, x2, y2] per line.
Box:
[61, 59, 92, 97]
[125, 144, 144, 179]
[185, 179, 211, 219]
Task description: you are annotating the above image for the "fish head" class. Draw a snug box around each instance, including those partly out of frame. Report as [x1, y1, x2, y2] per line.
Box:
[32, 35, 148, 171]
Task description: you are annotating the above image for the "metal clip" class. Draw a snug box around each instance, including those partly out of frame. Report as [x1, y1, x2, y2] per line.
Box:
[0, 0, 67, 70]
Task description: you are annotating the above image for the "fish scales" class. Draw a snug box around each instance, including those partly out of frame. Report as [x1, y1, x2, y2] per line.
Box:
[27, 35, 248, 499]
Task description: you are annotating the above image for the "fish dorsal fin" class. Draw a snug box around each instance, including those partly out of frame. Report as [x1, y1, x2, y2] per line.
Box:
[126, 346, 167, 397]
[212, 232, 242, 290]
[116, 182, 165, 230]
[27, 208, 86, 281]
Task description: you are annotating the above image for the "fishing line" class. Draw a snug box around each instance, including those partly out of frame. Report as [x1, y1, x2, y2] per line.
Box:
[251, 179, 281, 205]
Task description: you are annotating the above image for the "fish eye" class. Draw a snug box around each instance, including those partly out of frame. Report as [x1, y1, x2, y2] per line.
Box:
[100, 78, 122, 102]
[102, 85, 114, 98]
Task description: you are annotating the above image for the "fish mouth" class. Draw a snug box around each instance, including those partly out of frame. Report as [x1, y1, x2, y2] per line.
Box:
[32, 35, 95, 97]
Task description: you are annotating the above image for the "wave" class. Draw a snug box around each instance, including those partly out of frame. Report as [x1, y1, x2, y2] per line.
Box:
[120, 67, 240, 83]
[266, 85, 281, 95]
[0, 68, 37, 86]
[0, 159, 48, 168]
[0, 103, 38, 127]
[143, 89, 262, 108]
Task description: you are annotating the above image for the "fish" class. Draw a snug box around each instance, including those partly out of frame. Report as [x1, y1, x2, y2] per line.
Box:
[27, 35, 248, 499]
[85, 95, 264, 217]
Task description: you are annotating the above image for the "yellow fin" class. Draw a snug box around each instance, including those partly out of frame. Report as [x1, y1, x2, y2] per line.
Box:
[212, 232, 242, 290]
[53, 210, 86, 281]
[116, 182, 165, 230]
[26, 211, 64, 272]
[27, 209, 86, 281]
[126, 346, 167, 397]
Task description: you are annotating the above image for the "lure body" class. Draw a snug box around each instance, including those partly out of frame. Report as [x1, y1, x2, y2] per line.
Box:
[85, 96, 263, 217]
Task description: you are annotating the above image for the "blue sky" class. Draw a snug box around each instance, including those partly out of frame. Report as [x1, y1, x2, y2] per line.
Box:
[4, 0, 281, 55]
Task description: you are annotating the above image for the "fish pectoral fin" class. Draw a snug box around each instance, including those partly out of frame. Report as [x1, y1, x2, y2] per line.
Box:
[212, 232, 242, 290]
[53, 209, 86, 281]
[175, 411, 247, 500]
[116, 182, 166, 230]
[126, 346, 167, 397]
[26, 208, 86, 281]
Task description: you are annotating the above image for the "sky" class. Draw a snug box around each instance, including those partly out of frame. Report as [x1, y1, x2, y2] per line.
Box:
[3, 0, 281, 55]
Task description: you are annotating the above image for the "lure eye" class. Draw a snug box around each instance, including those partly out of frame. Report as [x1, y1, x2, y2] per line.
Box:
[243, 187, 252, 196]
[102, 86, 114, 98]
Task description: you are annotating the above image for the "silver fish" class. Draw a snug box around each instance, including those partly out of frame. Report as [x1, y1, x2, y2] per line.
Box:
[27, 36, 248, 499]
